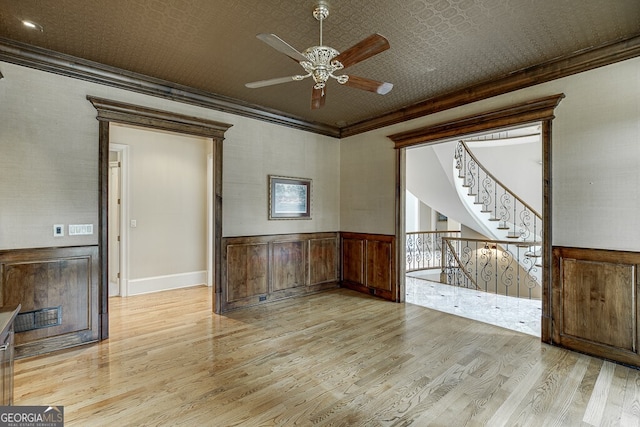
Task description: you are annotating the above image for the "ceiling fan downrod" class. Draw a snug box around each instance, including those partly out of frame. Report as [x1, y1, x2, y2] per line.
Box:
[313, 2, 329, 46]
[303, 2, 346, 89]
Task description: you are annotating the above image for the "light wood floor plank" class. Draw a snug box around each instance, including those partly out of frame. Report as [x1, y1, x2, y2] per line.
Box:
[12, 286, 640, 426]
[583, 360, 616, 425]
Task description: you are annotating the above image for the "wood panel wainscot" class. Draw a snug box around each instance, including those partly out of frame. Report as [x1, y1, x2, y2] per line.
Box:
[340, 233, 397, 301]
[552, 246, 640, 367]
[221, 233, 339, 312]
[0, 246, 100, 358]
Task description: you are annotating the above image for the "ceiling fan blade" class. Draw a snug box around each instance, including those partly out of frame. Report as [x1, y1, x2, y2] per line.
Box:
[335, 34, 390, 69]
[343, 75, 393, 95]
[256, 33, 308, 63]
[245, 76, 299, 88]
[311, 86, 326, 109]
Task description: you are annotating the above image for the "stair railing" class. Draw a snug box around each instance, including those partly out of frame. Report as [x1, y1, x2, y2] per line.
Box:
[406, 230, 462, 272]
[454, 141, 542, 243]
[442, 237, 541, 299]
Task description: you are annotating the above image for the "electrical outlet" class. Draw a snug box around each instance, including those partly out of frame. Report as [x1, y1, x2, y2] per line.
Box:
[53, 224, 64, 237]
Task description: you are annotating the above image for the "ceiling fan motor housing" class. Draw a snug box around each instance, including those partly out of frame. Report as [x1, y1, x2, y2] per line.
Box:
[301, 46, 347, 88]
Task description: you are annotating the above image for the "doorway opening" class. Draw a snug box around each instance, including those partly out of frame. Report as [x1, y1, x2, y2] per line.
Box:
[404, 125, 543, 336]
[108, 124, 212, 298]
[390, 94, 565, 343]
[89, 96, 232, 339]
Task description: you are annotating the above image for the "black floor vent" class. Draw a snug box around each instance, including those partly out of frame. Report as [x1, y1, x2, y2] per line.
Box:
[15, 307, 62, 333]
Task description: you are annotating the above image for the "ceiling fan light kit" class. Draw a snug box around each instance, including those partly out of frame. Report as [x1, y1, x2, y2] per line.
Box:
[246, 1, 393, 109]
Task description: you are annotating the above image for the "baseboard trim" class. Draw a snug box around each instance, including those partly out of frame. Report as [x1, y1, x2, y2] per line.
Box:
[128, 271, 207, 296]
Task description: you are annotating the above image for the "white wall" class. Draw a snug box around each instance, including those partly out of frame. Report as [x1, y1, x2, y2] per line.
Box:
[341, 57, 640, 252]
[0, 61, 340, 252]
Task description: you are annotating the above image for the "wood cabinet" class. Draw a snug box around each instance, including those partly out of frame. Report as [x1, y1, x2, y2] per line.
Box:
[0, 306, 20, 405]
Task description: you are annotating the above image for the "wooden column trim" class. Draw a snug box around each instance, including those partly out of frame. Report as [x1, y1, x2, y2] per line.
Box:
[98, 120, 109, 340]
[541, 120, 553, 344]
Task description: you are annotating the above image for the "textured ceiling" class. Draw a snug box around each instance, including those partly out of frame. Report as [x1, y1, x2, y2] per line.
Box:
[1, 0, 639, 128]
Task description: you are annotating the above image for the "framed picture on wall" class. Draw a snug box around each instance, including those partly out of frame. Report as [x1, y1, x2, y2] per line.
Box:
[268, 175, 311, 219]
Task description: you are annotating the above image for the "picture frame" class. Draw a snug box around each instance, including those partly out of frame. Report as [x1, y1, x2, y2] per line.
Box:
[268, 175, 311, 220]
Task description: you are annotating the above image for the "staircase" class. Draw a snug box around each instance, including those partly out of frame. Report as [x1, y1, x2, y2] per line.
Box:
[449, 140, 542, 295]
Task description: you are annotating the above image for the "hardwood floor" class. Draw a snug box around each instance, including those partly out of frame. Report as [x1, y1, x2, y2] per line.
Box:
[13, 286, 640, 426]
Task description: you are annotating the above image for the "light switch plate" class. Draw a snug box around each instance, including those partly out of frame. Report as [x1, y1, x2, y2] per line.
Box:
[53, 224, 64, 237]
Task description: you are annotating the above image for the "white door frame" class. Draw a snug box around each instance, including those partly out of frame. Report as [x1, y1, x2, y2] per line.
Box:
[206, 143, 214, 287]
[109, 143, 130, 297]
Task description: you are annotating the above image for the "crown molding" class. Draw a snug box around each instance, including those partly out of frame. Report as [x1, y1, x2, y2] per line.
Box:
[0, 37, 341, 138]
[342, 33, 640, 138]
[2, 34, 639, 140]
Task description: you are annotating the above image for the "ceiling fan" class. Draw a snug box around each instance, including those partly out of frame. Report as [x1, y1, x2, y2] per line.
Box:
[245, 1, 393, 109]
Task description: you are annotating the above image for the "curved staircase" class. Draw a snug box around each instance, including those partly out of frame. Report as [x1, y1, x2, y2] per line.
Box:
[449, 140, 542, 294]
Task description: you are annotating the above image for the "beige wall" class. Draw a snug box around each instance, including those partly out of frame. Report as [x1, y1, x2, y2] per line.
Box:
[1, 55, 639, 254]
[341, 57, 640, 252]
[0, 61, 339, 252]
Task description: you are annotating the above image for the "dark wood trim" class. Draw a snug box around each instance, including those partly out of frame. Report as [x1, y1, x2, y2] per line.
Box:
[89, 99, 232, 334]
[340, 232, 397, 302]
[213, 132, 224, 314]
[87, 96, 233, 138]
[0, 37, 339, 138]
[342, 34, 640, 137]
[395, 148, 405, 303]
[0, 246, 100, 358]
[541, 120, 553, 344]
[221, 232, 340, 312]
[2, 34, 638, 139]
[98, 120, 109, 340]
[552, 246, 640, 367]
[388, 94, 565, 148]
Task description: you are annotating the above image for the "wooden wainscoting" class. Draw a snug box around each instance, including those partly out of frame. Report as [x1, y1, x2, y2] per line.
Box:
[221, 233, 339, 312]
[0, 246, 100, 358]
[341, 232, 397, 301]
[552, 246, 640, 367]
